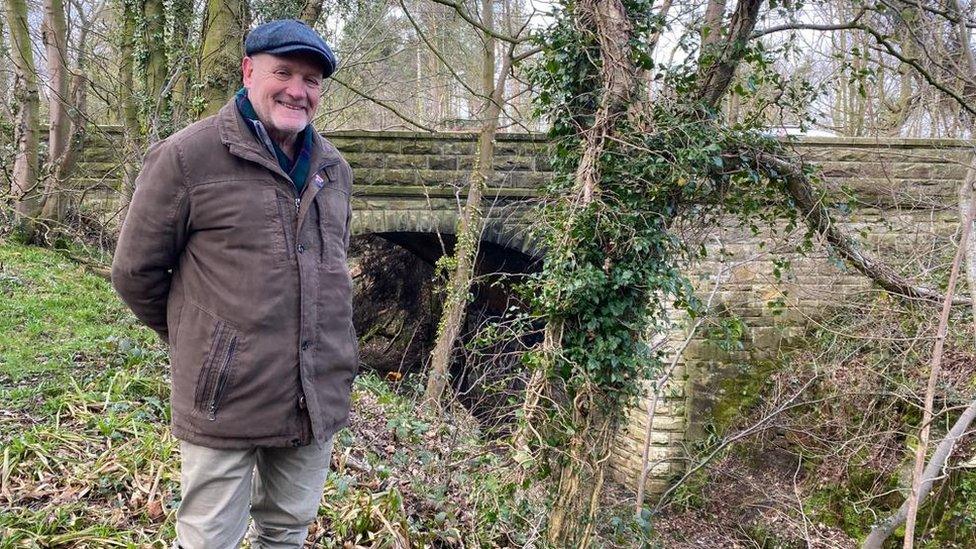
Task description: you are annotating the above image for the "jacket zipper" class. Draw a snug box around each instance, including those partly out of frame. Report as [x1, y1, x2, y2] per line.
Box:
[207, 336, 238, 421]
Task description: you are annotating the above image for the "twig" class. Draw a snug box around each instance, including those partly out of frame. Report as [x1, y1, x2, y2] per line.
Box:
[758, 152, 971, 306]
[751, 8, 866, 38]
[901, 166, 976, 548]
[426, 0, 530, 44]
[330, 75, 437, 132]
[654, 375, 822, 511]
[635, 252, 726, 513]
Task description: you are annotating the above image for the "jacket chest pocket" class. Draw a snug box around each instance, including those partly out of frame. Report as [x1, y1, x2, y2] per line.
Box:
[314, 177, 349, 268]
[193, 320, 241, 421]
[263, 188, 297, 266]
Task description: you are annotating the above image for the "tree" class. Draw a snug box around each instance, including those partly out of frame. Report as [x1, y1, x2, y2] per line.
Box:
[142, 0, 170, 138]
[5, 0, 41, 239]
[171, 0, 194, 108]
[199, 0, 249, 116]
[35, 0, 78, 229]
[524, 0, 976, 544]
[422, 0, 525, 406]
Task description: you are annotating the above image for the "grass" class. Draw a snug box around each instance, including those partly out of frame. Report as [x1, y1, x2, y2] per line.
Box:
[1, 241, 179, 547]
[0, 243, 156, 381]
[0, 240, 544, 547]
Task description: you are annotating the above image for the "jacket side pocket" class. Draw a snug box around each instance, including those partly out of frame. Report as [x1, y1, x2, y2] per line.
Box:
[193, 320, 241, 421]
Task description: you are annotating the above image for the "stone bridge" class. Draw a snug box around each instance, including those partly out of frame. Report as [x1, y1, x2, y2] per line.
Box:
[78, 129, 974, 496]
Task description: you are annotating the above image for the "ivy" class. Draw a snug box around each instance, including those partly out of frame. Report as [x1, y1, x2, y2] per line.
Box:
[522, 0, 810, 445]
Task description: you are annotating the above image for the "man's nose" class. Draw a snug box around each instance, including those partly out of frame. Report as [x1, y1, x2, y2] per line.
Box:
[284, 77, 306, 99]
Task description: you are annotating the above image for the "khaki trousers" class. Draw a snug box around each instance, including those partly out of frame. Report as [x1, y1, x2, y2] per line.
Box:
[174, 437, 333, 549]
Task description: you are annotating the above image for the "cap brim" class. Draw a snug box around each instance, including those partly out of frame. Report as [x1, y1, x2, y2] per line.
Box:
[260, 45, 335, 78]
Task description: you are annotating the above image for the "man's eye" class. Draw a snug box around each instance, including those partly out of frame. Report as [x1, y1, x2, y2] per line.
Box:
[305, 78, 321, 87]
[274, 70, 290, 79]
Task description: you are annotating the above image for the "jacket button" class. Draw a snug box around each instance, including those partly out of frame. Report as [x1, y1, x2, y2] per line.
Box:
[298, 395, 307, 409]
[297, 244, 305, 254]
[301, 340, 310, 350]
[290, 438, 301, 447]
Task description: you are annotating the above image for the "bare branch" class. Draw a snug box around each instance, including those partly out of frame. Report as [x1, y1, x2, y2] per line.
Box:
[855, 22, 976, 118]
[757, 152, 971, 306]
[751, 8, 866, 39]
[399, 0, 484, 101]
[426, 0, 531, 44]
[330, 74, 437, 132]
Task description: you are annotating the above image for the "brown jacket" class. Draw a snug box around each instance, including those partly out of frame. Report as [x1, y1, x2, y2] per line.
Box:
[112, 99, 359, 449]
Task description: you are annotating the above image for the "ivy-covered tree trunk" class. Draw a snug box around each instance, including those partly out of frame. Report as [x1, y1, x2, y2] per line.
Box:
[168, 0, 194, 125]
[199, 0, 249, 117]
[5, 0, 41, 238]
[529, 0, 768, 544]
[0, 15, 8, 118]
[423, 0, 514, 407]
[541, 0, 639, 543]
[117, 0, 142, 213]
[547, 397, 617, 545]
[143, 0, 170, 138]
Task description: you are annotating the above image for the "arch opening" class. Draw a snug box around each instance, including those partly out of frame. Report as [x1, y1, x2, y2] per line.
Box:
[350, 231, 541, 431]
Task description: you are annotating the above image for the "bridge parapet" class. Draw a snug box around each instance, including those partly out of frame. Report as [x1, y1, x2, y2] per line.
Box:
[71, 130, 975, 497]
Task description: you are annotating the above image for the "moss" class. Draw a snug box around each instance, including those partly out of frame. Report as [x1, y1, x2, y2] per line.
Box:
[707, 359, 782, 435]
[918, 470, 976, 548]
[805, 481, 883, 540]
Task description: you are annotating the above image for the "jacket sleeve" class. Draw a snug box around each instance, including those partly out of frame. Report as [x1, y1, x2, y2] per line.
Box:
[111, 140, 190, 343]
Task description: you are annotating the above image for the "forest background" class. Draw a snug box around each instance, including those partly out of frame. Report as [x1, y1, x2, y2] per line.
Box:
[3, 0, 976, 547]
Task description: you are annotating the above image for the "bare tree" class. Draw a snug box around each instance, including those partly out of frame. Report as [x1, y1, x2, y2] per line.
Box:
[5, 0, 40, 238]
[423, 0, 524, 406]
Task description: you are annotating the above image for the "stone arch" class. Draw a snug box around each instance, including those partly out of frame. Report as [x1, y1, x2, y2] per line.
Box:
[350, 205, 541, 260]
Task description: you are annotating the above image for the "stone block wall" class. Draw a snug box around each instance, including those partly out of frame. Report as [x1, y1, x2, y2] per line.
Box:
[606, 137, 971, 496]
[75, 130, 973, 497]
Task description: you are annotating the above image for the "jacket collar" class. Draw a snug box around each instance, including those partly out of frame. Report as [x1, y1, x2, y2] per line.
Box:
[215, 98, 342, 186]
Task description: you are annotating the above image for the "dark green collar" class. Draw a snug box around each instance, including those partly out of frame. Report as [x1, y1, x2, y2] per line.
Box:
[235, 88, 314, 193]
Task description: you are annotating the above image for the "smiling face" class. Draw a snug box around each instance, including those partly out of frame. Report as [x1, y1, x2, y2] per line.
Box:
[241, 52, 324, 151]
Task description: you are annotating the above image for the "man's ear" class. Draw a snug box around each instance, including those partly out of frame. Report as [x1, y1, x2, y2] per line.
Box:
[241, 56, 254, 87]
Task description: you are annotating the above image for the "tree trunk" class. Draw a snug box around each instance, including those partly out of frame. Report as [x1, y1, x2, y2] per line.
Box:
[696, 0, 762, 109]
[544, 0, 637, 543]
[948, 0, 976, 300]
[424, 0, 512, 406]
[168, 0, 194, 125]
[0, 10, 10, 177]
[118, 0, 142, 215]
[199, 0, 248, 117]
[0, 13, 9, 111]
[701, 0, 727, 47]
[5, 0, 41, 238]
[37, 0, 71, 230]
[39, 3, 99, 230]
[143, 0, 170, 138]
[547, 398, 616, 547]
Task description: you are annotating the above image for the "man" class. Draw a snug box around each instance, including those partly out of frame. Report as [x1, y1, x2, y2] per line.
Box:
[111, 19, 359, 549]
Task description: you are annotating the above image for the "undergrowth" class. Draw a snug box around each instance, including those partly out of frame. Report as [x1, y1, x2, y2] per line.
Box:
[0, 240, 545, 547]
[654, 291, 976, 548]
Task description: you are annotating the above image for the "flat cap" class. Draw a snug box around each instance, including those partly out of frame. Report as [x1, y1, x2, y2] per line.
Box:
[245, 19, 337, 78]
